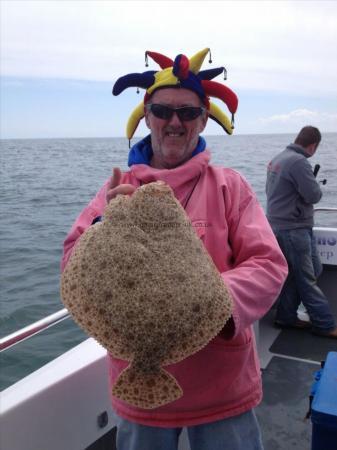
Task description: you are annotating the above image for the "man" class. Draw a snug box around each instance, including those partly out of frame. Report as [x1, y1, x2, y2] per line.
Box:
[266, 126, 337, 338]
[62, 48, 288, 450]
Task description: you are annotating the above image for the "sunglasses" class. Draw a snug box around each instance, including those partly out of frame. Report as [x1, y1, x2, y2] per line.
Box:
[146, 103, 206, 121]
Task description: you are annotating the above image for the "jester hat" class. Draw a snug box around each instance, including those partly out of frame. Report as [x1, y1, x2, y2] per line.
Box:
[112, 48, 238, 140]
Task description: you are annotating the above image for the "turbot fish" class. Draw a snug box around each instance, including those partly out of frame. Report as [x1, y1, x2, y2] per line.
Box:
[61, 181, 232, 409]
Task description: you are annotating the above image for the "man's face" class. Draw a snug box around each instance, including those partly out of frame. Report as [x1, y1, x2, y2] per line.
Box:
[145, 88, 208, 169]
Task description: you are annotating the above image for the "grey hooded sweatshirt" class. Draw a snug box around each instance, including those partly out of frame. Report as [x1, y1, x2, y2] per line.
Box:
[266, 143, 322, 231]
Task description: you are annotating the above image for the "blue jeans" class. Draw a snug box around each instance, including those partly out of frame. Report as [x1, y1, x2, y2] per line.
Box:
[116, 410, 264, 450]
[274, 228, 336, 332]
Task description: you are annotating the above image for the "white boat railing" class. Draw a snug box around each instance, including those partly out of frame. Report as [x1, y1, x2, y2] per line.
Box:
[314, 207, 337, 213]
[0, 308, 70, 352]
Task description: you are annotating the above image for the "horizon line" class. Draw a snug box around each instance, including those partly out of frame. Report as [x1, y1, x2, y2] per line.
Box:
[2, 131, 337, 141]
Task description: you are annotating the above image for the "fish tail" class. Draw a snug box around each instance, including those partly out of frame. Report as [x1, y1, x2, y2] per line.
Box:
[112, 366, 183, 409]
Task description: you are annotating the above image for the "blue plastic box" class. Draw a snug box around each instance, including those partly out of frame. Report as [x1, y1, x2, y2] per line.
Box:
[311, 352, 337, 450]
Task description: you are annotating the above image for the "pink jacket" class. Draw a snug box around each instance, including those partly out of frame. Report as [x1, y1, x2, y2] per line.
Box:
[61, 149, 288, 427]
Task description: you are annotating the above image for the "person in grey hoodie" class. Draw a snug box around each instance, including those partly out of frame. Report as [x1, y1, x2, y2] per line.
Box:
[266, 126, 337, 338]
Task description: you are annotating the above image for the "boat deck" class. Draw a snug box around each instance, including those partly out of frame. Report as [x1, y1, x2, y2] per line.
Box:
[256, 268, 337, 450]
[256, 313, 336, 450]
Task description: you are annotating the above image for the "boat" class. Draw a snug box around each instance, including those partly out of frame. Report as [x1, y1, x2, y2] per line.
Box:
[1, 208, 337, 450]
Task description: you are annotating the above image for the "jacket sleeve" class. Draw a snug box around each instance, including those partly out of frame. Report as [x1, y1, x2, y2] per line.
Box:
[61, 181, 109, 272]
[291, 158, 322, 204]
[220, 175, 288, 337]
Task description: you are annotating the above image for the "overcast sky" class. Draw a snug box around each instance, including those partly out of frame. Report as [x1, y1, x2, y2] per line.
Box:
[1, 0, 337, 139]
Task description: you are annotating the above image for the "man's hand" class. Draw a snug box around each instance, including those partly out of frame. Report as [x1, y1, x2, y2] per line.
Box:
[106, 168, 137, 204]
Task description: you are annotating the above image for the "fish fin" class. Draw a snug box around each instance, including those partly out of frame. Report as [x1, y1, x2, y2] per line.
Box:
[112, 366, 183, 409]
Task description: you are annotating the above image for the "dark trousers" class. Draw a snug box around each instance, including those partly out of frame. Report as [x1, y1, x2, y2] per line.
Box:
[274, 228, 335, 332]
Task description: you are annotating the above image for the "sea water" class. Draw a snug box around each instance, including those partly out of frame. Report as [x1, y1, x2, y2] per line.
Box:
[1, 133, 336, 390]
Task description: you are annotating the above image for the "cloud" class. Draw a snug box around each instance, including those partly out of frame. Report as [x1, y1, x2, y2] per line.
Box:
[1, 1, 337, 96]
[259, 109, 337, 132]
[260, 109, 318, 123]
